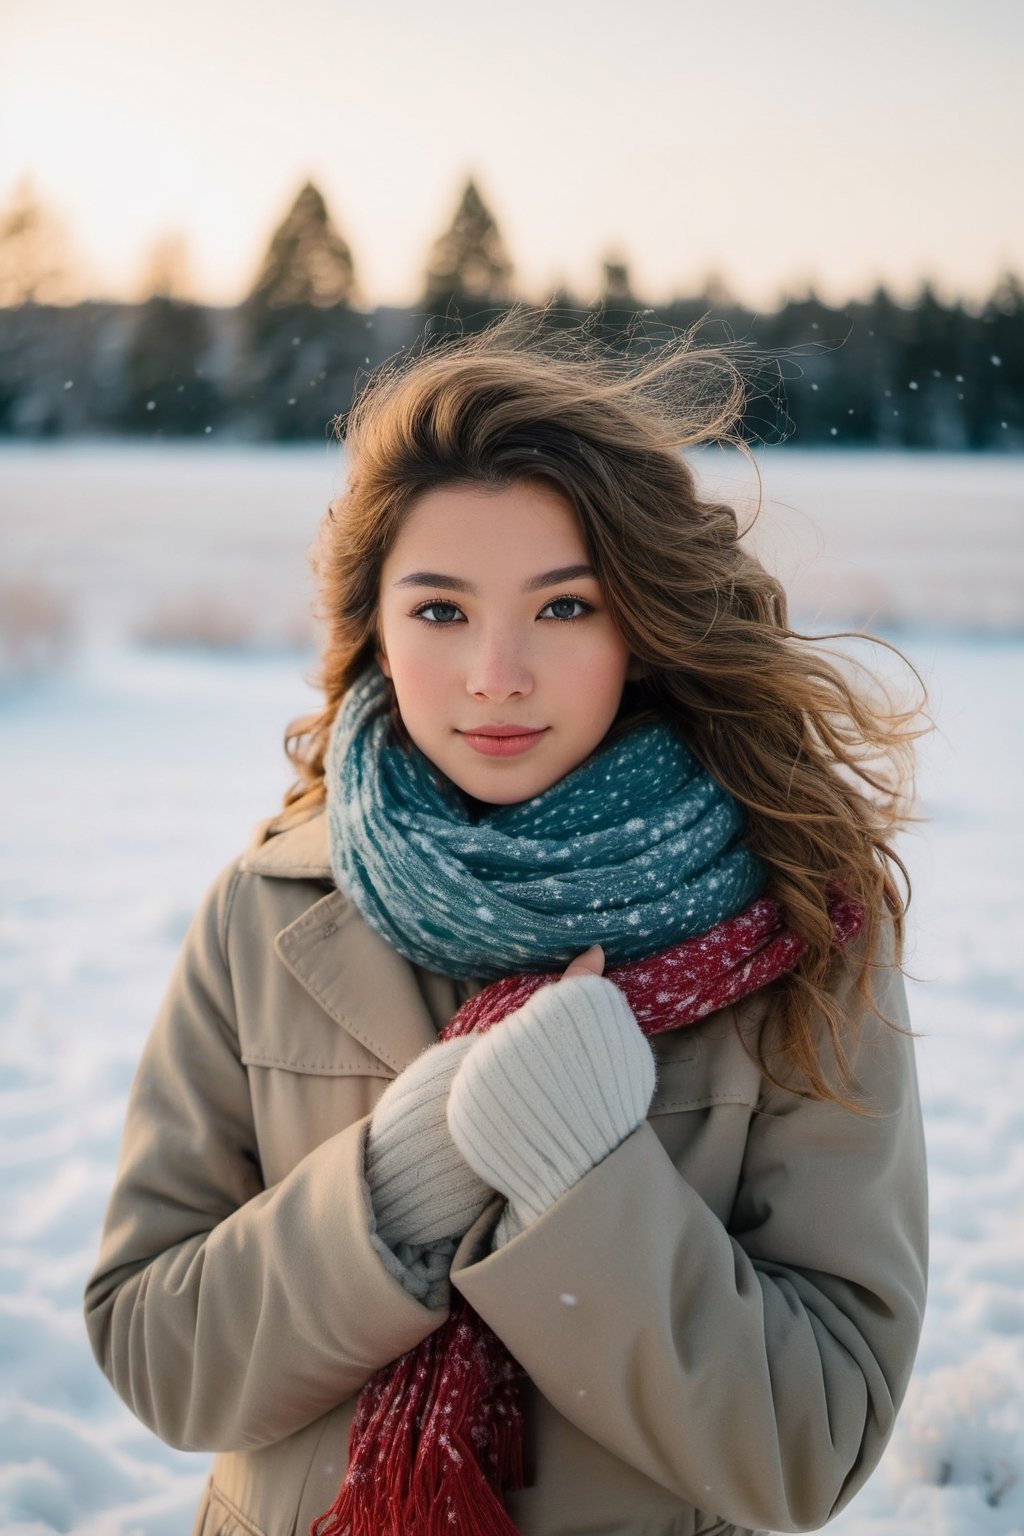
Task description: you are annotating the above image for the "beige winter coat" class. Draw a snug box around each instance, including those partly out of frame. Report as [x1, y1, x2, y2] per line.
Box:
[85, 811, 928, 1536]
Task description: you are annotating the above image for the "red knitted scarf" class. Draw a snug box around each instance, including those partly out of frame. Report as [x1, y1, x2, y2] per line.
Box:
[312, 892, 863, 1536]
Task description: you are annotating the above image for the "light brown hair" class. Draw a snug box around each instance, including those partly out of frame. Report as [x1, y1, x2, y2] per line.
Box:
[282, 308, 925, 1106]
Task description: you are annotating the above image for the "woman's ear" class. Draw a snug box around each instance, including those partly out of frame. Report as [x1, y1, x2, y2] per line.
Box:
[376, 633, 392, 679]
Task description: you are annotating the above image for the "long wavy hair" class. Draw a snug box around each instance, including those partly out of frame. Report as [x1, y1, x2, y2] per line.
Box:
[281, 308, 925, 1107]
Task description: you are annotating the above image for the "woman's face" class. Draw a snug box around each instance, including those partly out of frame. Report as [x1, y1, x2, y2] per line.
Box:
[376, 479, 634, 806]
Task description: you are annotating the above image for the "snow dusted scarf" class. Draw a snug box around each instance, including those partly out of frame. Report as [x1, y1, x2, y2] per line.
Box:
[312, 893, 864, 1536]
[326, 662, 767, 979]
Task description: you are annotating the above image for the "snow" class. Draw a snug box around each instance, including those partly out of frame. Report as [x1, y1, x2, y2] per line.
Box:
[1, 444, 1023, 1534]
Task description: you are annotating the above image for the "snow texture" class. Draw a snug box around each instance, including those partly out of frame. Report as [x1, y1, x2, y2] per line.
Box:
[1, 445, 1022, 1534]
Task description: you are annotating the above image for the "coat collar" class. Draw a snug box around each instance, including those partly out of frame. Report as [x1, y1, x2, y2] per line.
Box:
[241, 810, 334, 880]
[241, 809, 464, 1074]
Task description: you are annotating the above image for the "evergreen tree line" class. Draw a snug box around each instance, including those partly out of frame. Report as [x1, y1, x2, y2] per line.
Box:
[0, 178, 1020, 449]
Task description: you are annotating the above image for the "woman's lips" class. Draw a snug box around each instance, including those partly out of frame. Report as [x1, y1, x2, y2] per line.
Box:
[458, 727, 548, 757]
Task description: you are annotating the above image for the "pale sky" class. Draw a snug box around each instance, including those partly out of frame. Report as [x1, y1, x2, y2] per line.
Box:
[2, 0, 1022, 309]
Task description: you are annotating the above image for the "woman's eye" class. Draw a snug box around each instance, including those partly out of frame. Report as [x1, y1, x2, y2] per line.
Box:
[413, 601, 464, 624]
[540, 595, 592, 621]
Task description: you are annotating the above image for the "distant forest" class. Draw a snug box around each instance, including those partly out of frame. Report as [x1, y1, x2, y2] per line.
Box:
[1, 178, 1021, 450]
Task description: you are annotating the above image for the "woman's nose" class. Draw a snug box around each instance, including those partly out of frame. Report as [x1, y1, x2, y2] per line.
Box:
[465, 631, 534, 701]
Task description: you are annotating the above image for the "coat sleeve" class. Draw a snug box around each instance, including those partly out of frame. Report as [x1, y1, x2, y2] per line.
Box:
[83, 861, 444, 1453]
[450, 938, 928, 1534]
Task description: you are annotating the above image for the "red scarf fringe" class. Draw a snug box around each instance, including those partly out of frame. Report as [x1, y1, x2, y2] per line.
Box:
[312, 893, 862, 1536]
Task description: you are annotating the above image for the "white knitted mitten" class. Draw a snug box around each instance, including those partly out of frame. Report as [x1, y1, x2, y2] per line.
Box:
[447, 973, 656, 1244]
[365, 1034, 493, 1251]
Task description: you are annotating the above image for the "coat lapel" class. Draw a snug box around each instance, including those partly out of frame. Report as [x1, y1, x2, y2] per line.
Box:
[273, 892, 441, 1074]
[244, 810, 448, 1074]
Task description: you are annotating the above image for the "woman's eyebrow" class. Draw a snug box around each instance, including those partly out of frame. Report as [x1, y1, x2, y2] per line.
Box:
[394, 564, 597, 594]
[524, 564, 597, 592]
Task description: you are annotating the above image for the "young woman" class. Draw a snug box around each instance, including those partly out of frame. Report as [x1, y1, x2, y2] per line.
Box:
[85, 315, 928, 1536]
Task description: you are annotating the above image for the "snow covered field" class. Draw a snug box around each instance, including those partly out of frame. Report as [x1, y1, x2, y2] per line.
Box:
[1, 444, 1023, 1535]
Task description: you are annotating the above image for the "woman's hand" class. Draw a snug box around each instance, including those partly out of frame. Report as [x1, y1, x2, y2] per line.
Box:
[447, 967, 655, 1244]
[365, 1034, 494, 1249]
[366, 945, 609, 1254]
[561, 943, 606, 979]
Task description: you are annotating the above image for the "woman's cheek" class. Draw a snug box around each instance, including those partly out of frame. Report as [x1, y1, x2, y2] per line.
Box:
[561, 629, 631, 700]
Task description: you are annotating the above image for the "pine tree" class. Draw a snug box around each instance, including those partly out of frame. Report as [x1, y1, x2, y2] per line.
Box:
[423, 178, 514, 311]
[981, 271, 1024, 448]
[120, 297, 219, 435]
[0, 179, 77, 307]
[601, 252, 634, 306]
[247, 181, 359, 310]
[234, 181, 364, 438]
[138, 233, 193, 301]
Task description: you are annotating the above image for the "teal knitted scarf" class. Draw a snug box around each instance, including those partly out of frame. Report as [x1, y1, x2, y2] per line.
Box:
[326, 664, 766, 980]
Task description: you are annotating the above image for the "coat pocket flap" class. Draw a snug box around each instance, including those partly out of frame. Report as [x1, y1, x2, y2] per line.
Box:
[239, 1035, 392, 1077]
[648, 1014, 762, 1114]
